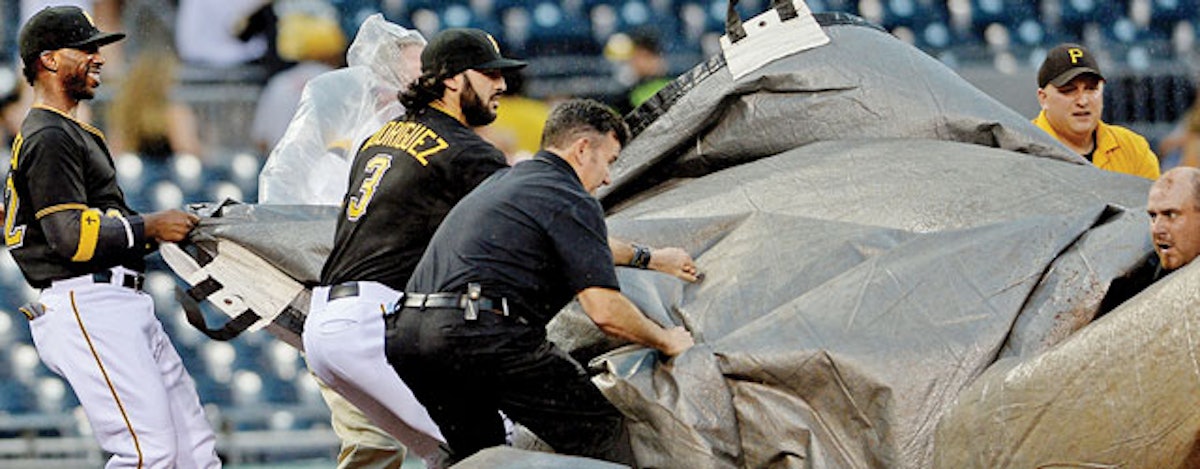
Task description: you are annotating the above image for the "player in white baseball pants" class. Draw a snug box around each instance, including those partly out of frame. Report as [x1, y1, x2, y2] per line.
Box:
[32, 268, 219, 468]
[305, 281, 446, 464]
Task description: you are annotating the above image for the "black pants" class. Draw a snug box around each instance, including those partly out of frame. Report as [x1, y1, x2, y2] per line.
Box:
[384, 306, 623, 462]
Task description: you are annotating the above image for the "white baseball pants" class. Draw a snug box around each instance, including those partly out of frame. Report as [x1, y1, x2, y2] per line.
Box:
[32, 269, 220, 468]
[305, 281, 446, 462]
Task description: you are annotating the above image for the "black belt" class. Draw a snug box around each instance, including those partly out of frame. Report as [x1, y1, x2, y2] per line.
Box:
[400, 292, 507, 314]
[327, 282, 361, 301]
[93, 270, 143, 291]
[328, 282, 511, 320]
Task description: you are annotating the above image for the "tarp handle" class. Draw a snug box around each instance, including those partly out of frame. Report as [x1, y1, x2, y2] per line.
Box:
[176, 278, 263, 341]
[726, 0, 801, 43]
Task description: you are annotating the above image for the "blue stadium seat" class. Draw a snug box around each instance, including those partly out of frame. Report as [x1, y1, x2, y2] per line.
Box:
[1060, 0, 1126, 36]
[0, 380, 36, 414]
[260, 373, 298, 405]
[193, 372, 233, 406]
[1151, 0, 1199, 27]
[525, 1, 599, 55]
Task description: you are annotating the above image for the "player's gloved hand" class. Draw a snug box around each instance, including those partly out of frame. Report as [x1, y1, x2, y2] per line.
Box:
[648, 247, 703, 283]
[144, 209, 200, 242]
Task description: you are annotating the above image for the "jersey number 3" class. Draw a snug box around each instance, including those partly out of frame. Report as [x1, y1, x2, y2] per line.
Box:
[346, 154, 393, 222]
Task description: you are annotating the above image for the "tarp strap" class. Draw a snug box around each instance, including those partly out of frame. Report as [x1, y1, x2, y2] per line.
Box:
[176, 283, 262, 341]
[187, 277, 224, 302]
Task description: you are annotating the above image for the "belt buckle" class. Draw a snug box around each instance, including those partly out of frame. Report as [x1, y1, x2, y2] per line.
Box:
[464, 283, 481, 321]
[128, 273, 144, 291]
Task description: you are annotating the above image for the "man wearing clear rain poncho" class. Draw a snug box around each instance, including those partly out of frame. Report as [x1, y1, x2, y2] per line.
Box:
[256, 14, 431, 468]
[258, 14, 425, 206]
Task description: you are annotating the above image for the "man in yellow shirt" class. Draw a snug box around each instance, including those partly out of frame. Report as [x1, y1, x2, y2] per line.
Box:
[1033, 43, 1159, 180]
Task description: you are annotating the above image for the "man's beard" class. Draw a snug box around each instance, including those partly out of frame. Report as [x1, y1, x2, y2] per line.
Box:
[461, 81, 497, 127]
[63, 70, 95, 100]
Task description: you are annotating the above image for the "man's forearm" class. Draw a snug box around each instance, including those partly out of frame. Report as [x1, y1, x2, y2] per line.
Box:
[578, 287, 683, 354]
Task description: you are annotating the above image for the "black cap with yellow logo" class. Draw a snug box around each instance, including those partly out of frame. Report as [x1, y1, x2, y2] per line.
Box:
[420, 28, 526, 78]
[1037, 43, 1104, 89]
[18, 6, 125, 70]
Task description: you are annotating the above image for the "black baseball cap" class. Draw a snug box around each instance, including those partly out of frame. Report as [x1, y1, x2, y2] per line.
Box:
[420, 28, 526, 78]
[1037, 43, 1104, 89]
[19, 6, 126, 69]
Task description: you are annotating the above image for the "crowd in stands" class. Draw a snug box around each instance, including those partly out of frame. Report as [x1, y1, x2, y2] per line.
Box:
[1, 0, 1200, 464]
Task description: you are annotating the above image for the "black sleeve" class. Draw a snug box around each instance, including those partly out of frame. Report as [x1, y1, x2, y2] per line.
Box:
[21, 128, 88, 212]
[22, 128, 148, 262]
[450, 143, 508, 199]
[39, 210, 149, 262]
[549, 196, 621, 293]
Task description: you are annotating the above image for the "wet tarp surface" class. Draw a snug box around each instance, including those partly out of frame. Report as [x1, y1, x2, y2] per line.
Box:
[176, 14, 1186, 469]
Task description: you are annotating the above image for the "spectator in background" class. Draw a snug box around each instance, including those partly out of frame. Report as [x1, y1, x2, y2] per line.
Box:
[175, 0, 269, 68]
[1158, 93, 1200, 169]
[107, 47, 203, 159]
[250, 8, 346, 155]
[258, 14, 420, 205]
[1033, 43, 1160, 180]
[612, 28, 671, 115]
[1, 67, 23, 148]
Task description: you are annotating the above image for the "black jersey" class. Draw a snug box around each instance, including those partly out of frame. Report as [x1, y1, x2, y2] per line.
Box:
[4, 106, 149, 288]
[319, 107, 508, 290]
[407, 151, 620, 326]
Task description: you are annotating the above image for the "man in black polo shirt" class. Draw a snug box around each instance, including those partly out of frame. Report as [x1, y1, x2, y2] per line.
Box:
[386, 99, 696, 462]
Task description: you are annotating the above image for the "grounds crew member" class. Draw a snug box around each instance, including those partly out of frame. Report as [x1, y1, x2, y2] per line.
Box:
[386, 99, 696, 463]
[1033, 43, 1159, 180]
[4, 6, 219, 467]
[303, 29, 700, 467]
[1148, 167, 1200, 273]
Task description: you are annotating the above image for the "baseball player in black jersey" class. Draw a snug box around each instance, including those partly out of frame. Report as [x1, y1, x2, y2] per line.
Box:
[304, 28, 700, 467]
[4, 7, 218, 468]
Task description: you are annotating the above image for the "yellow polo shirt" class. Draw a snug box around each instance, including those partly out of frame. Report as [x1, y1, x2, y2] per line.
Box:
[1033, 110, 1160, 180]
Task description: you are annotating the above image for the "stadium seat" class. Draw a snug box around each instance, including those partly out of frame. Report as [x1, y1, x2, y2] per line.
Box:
[525, 1, 598, 55]
[500, 5, 533, 54]
[0, 380, 36, 414]
[1151, 0, 1199, 27]
[150, 181, 185, 212]
[1060, 0, 1124, 36]
[34, 376, 69, 414]
[202, 341, 236, 384]
[169, 153, 205, 196]
[232, 370, 268, 409]
[207, 181, 245, 204]
[10, 343, 45, 386]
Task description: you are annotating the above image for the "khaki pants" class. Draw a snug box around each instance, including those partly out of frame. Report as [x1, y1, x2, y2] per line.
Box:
[317, 377, 408, 469]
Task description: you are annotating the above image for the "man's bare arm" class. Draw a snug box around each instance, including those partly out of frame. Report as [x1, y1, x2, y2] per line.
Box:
[577, 287, 694, 356]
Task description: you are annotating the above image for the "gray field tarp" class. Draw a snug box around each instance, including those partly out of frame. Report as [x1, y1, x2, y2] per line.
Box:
[172, 12, 1191, 469]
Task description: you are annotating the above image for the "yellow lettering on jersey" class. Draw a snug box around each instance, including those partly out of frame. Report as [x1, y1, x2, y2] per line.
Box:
[72, 208, 102, 262]
[395, 124, 419, 151]
[346, 155, 393, 222]
[4, 176, 25, 247]
[361, 122, 450, 166]
[412, 133, 449, 165]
